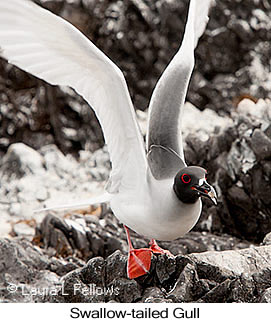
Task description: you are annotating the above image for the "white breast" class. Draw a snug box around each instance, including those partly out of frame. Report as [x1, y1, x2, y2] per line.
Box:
[110, 177, 202, 241]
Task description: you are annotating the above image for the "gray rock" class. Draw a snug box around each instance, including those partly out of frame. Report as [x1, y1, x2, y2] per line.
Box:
[0, 238, 65, 302]
[0, 238, 48, 283]
[12, 222, 35, 238]
[187, 99, 271, 243]
[182, 103, 233, 144]
[87, 231, 106, 257]
[259, 288, 271, 303]
[155, 254, 176, 285]
[37, 212, 252, 264]
[107, 278, 142, 303]
[144, 297, 173, 303]
[141, 286, 165, 302]
[104, 250, 127, 285]
[1, 236, 271, 303]
[251, 269, 271, 295]
[167, 263, 199, 302]
[80, 257, 105, 286]
[262, 232, 271, 246]
[228, 276, 256, 303]
[199, 274, 256, 303]
[38, 214, 74, 258]
[48, 257, 83, 277]
[60, 270, 105, 303]
[251, 129, 271, 160]
[0, 143, 45, 179]
[188, 246, 271, 278]
[198, 278, 231, 303]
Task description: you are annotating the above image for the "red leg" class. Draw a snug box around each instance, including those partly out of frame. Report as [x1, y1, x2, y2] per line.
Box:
[149, 239, 174, 257]
[124, 225, 152, 279]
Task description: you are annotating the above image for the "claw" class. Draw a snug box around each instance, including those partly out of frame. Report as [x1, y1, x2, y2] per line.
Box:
[149, 239, 174, 258]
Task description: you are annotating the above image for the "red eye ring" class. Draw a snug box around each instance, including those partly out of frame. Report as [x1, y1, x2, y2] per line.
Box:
[181, 174, 191, 184]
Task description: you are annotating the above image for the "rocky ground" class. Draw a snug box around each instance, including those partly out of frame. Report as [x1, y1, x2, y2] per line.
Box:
[0, 0, 271, 303]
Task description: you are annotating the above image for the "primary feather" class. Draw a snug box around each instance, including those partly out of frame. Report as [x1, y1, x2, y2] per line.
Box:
[146, 0, 214, 180]
[0, 0, 147, 195]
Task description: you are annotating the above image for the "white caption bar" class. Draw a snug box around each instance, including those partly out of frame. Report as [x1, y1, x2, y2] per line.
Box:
[0, 303, 269, 322]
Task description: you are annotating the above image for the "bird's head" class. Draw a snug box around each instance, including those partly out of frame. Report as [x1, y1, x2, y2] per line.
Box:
[173, 166, 217, 205]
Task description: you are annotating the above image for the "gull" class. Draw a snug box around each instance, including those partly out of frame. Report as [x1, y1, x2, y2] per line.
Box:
[0, 0, 216, 279]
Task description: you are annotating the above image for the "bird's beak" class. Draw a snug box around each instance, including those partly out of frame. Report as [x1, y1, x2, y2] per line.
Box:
[193, 180, 217, 205]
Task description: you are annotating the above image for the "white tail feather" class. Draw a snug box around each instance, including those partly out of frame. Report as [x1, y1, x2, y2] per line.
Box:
[34, 192, 112, 213]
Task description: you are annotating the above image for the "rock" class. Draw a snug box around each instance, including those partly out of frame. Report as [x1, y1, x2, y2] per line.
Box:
[198, 278, 232, 303]
[0, 221, 11, 238]
[0, 143, 45, 179]
[107, 278, 142, 303]
[170, 245, 271, 303]
[0, 238, 48, 283]
[48, 256, 83, 277]
[228, 276, 256, 303]
[237, 98, 271, 122]
[167, 262, 199, 302]
[61, 270, 105, 303]
[182, 102, 233, 144]
[155, 254, 176, 285]
[104, 250, 127, 285]
[38, 214, 75, 258]
[1, 236, 271, 303]
[12, 221, 35, 238]
[0, 143, 109, 238]
[259, 288, 271, 303]
[262, 232, 271, 246]
[0, 238, 64, 302]
[251, 269, 271, 295]
[87, 232, 106, 257]
[188, 246, 271, 278]
[80, 257, 105, 286]
[251, 129, 271, 159]
[35, 212, 253, 267]
[144, 297, 173, 303]
[141, 286, 165, 302]
[187, 98, 271, 243]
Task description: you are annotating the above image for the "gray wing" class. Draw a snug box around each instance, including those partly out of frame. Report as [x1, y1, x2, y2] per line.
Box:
[147, 144, 186, 180]
[146, 0, 214, 180]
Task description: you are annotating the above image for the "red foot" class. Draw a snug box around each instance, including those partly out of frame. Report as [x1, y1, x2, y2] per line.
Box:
[149, 239, 174, 257]
[127, 248, 152, 279]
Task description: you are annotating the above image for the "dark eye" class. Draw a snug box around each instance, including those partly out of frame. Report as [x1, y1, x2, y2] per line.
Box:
[181, 174, 191, 184]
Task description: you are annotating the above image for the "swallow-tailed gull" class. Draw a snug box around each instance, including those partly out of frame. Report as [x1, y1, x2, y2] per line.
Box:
[0, 0, 216, 279]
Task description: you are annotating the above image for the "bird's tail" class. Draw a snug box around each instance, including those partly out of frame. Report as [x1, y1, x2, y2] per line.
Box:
[34, 192, 112, 213]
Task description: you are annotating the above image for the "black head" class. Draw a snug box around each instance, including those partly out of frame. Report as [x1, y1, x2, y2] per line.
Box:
[173, 166, 217, 205]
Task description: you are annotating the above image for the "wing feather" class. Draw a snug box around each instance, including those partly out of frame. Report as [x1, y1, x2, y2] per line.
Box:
[146, 0, 214, 180]
[0, 0, 147, 192]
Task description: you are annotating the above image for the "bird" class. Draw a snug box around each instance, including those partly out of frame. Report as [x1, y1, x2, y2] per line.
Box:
[0, 0, 216, 279]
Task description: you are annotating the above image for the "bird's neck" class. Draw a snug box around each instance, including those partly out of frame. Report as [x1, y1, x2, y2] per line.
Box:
[173, 183, 199, 204]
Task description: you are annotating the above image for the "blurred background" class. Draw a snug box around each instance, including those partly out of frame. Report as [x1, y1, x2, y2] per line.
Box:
[1, 0, 270, 156]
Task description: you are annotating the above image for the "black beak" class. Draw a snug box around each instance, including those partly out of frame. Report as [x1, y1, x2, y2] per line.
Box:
[193, 181, 217, 205]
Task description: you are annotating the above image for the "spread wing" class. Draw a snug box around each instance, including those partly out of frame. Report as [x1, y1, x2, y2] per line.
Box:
[146, 0, 214, 180]
[0, 0, 147, 193]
